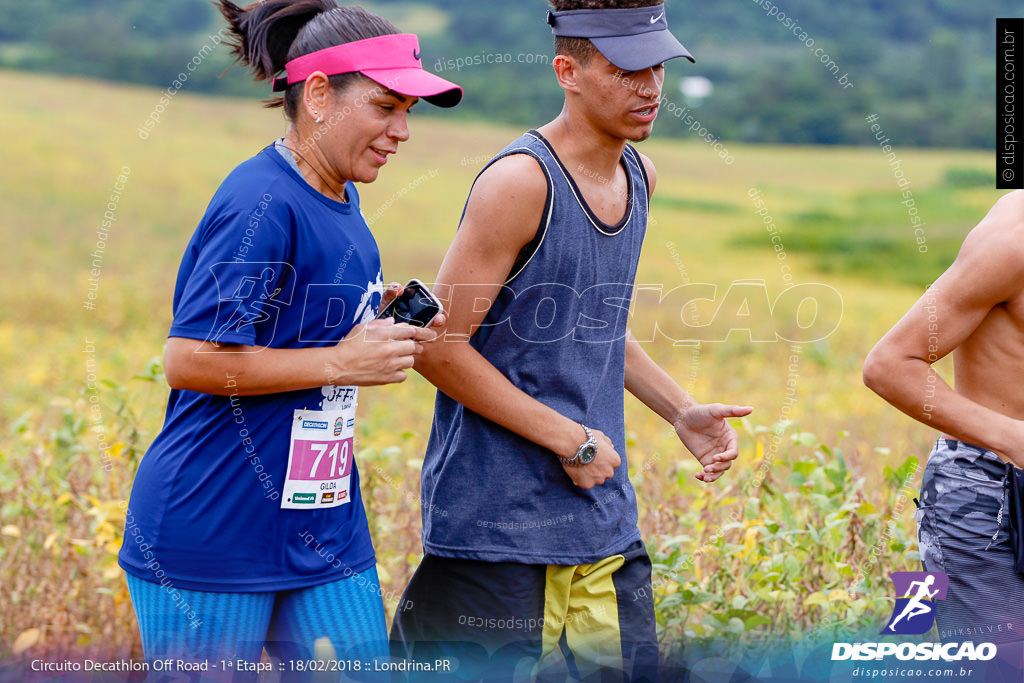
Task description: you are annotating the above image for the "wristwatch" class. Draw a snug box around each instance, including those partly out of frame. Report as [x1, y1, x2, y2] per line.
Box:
[559, 424, 598, 467]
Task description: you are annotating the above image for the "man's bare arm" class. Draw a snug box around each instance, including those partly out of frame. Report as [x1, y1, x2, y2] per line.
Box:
[415, 154, 621, 489]
[623, 154, 752, 482]
[864, 192, 1024, 464]
[624, 333, 752, 482]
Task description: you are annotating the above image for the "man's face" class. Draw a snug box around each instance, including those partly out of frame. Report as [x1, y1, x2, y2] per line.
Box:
[576, 52, 665, 142]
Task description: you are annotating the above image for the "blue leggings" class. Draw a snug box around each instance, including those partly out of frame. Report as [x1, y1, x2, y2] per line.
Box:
[127, 568, 388, 679]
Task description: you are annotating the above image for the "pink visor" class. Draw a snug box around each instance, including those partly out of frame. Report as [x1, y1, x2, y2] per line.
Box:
[272, 33, 462, 108]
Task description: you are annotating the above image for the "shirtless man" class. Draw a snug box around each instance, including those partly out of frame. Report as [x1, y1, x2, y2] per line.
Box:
[864, 190, 1024, 649]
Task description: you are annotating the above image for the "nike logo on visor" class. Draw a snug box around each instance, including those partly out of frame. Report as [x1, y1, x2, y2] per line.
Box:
[650, 12, 665, 23]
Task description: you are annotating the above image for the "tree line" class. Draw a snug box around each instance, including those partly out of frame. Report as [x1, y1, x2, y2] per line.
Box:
[0, 0, 1011, 148]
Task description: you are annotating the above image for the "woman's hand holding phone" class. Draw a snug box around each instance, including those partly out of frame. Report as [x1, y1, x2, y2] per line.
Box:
[325, 280, 445, 386]
[326, 318, 434, 386]
[376, 279, 445, 328]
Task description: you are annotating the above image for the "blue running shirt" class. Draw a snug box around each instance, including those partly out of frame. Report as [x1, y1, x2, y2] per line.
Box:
[119, 147, 384, 591]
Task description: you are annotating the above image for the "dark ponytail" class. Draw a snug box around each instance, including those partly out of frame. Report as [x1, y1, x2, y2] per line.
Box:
[217, 0, 399, 117]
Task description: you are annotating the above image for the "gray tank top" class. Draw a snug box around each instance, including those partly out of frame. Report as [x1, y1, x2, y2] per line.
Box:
[421, 130, 650, 563]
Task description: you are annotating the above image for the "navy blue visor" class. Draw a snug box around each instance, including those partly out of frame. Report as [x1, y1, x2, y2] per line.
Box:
[546, 4, 695, 71]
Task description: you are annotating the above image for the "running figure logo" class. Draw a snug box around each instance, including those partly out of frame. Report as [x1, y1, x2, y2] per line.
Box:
[882, 571, 949, 635]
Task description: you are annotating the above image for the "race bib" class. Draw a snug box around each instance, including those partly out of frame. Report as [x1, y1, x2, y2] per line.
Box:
[281, 387, 357, 510]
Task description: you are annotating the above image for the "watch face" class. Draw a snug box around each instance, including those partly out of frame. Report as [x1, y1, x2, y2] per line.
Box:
[579, 445, 597, 464]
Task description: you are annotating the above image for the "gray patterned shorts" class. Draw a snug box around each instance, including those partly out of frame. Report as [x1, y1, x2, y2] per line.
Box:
[917, 439, 1024, 644]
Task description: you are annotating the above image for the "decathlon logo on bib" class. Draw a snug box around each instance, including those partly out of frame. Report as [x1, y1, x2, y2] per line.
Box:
[282, 399, 357, 510]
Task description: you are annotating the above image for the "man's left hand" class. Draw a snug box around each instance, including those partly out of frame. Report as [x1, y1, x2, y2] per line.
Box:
[673, 403, 753, 483]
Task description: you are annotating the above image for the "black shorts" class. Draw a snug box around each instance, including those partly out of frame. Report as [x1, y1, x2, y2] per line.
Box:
[390, 541, 658, 682]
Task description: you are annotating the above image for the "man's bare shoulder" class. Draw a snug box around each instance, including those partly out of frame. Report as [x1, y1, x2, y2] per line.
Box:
[952, 190, 1024, 274]
[472, 153, 548, 199]
[460, 152, 549, 250]
[636, 151, 658, 197]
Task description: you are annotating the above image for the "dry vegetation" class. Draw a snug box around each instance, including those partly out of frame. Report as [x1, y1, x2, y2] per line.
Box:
[0, 69, 1006, 671]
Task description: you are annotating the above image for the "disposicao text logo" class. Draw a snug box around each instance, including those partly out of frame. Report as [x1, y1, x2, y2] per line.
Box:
[883, 571, 948, 635]
[832, 570, 997, 663]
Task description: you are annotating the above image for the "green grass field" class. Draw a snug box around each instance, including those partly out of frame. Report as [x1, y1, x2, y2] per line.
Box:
[0, 68, 1008, 664]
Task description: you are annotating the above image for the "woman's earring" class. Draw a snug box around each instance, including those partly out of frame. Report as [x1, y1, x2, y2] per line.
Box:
[307, 101, 323, 124]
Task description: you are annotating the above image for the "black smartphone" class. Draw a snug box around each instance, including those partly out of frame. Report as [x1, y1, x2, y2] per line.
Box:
[375, 279, 444, 328]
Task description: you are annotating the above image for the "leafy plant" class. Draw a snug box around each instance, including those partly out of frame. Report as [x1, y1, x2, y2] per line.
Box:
[648, 421, 919, 662]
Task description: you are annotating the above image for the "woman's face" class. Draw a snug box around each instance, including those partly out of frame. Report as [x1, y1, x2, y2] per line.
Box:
[316, 78, 418, 185]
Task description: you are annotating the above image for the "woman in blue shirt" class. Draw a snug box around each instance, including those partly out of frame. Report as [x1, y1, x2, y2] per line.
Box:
[117, 0, 460, 673]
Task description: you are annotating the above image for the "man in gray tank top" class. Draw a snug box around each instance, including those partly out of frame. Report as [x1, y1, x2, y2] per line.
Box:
[392, 2, 753, 680]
